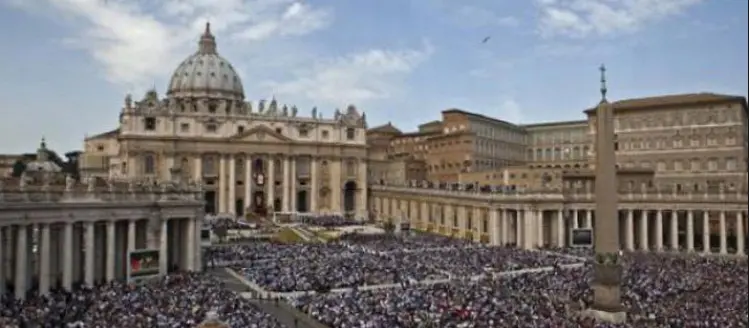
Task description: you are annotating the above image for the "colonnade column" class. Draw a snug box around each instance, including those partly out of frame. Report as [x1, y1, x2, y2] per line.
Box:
[14, 225, 28, 300]
[702, 212, 710, 253]
[669, 211, 678, 251]
[185, 218, 196, 271]
[39, 224, 51, 295]
[719, 211, 727, 254]
[267, 156, 276, 212]
[290, 157, 297, 212]
[84, 222, 95, 286]
[655, 210, 664, 251]
[310, 157, 318, 212]
[357, 159, 368, 219]
[159, 220, 168, 275]
[282, 156, 290, 212]
[572, 210, 579, 229]
[686, 210, 694, 252]
[0, 227, 4, 296]
[556, 209, 565, 248]
[639, 210, 649, 251]
[218, 156, 226, 213]
[500, 210, 509, 245]
[625, 210, 634, 251]
[585, 210, 592, 228]
[244, 157, 252, 213]
[330, 159, 342, 213]
[194, 156, 202, 182]
[737, 212, 745, 256]
[536, 209, 544, 247]
[106, 221, 116, 281]
[62, 222, 73, 290]
[490, 209, 500, 245]
[228, 156, 236, 215]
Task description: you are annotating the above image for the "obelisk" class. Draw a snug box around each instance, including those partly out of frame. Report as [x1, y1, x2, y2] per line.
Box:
[586, 65, 626, 323]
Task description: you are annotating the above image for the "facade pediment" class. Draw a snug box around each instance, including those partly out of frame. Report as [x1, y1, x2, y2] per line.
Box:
[229, 125, 292, 143]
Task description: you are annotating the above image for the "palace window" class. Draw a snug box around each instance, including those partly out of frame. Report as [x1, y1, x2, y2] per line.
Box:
[206, 124, 217, 133]
[180, 123, 190, 132]
[144, 117, 156, 131]
[322, 130, 329, 139]
[237, 126, 245, 134]
[144, 154, 155, 174]
[208, 104, 217, 113]
[346, 128, 356, 140]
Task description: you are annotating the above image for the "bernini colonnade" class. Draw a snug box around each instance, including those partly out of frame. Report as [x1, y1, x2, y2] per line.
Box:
[371, 185, 747, 256]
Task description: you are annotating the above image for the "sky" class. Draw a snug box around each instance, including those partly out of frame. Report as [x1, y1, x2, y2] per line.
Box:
[0, 0, 746, 153]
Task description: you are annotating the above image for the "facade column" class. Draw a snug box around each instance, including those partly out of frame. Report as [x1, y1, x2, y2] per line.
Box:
[194, 155, 202, 181]
[655, 210, 664, 251]
[228, 156, 236, 215]
[523, 209, 535, 250]
[585, 210, 592, 228]
[686, 210, 694, 252]
[15, 225, 28, 300]
[106, 221, 116, 281]
[639, 210, 649, 251]
[625, 209, 634, 251]
[310, 157, 318, 213]
[39, 224, 51, 296]
[267, 156, 276, 212]
[515, 210, 523, 247]
[127, 220, 136, 252]
[719, 211, 727, 254]
[702, 212, 710, 253]
[490, 209, 500, 245]
[245, 157, 252, 214]
[0, 227, 4, 296]
[357, 159, 368, 219]
[185, 218, 196, 271]
[84, 222, 95, 286]
[736, 212, 745, 255]
[536, 210, 544, 247]
[556, 209, 565, 248]
[62, 223, 73, 290]
[572, 210, 579, 229]
[501, 210, 509, 245]
[669, 211, 679, 251]
[218, 156, 226, 213]
[290, 157, 297, 212]
[282, 156, 291, 212]
[159, 220, 168, 275]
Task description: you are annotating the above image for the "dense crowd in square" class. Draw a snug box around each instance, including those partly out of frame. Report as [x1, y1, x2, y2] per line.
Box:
[0, 272, 285, 328]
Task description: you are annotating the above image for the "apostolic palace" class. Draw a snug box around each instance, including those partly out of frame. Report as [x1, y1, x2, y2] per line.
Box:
[0, 23, 747, 301]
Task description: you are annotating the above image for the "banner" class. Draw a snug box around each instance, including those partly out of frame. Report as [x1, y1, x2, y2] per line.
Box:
[128, 249, 160, 279]
[571, 228, 593, 247]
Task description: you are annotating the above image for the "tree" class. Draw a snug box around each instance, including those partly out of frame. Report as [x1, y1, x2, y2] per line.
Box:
[383, 221, 395, 234]
[11, 160, 26, 177]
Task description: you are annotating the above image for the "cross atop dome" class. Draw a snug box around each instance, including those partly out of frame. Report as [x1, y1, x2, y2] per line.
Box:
[198, 21, 217, 55]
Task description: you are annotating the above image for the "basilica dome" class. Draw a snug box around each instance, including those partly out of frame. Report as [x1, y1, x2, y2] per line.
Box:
[167, 23, 244, 100]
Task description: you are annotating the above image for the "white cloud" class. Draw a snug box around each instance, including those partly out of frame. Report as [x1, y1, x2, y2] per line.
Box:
[268, 42, 434, 107]
[20, 0, 332, 90]
[453, 5, 520, 28]
[536, 0, 704, 38]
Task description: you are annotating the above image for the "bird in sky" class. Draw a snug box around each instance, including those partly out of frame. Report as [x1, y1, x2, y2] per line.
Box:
[481, 36, 491, 44]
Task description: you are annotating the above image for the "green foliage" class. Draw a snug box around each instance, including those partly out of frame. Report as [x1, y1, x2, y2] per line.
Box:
[11, 148, 81, 180]
[11, 160, 26, 177]
[383, 221, 395, 234]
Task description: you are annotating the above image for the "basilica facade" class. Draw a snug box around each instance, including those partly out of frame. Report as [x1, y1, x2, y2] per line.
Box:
[81, 24, 369, 218]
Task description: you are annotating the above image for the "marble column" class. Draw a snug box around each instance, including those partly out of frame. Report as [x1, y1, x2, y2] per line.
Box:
[686, 210, 694, 252]
[625, 210, 634, 251]
[501, 210, 509, 245]
[357, 159, 368, 219]
[39, 224, 51, 296]
[159, 220, 168, 275]
[556, 209, 565, 248]
[655, 210, 664, 251]
[282, 156, 291, 212]
[331, 159, 342, 213]
[702, 212, 710, 253]
[185, 218, 196, 271]
[62, 223, 74, 290]
[128, 220, 136, 252]
[290, 157, 297, 212]
[106, 221, 116, 281]
[737, 212, 745, 255]
[267, 157, 276, 212]
[585, 210, 593, 228]
[490, 209, 500, 245]
[84, 222, 95, 286]
[0, 227, 4, 296]
[523, 210, 535, 250]
[194, 155, 202, 182]
[639, 210, 649, 251]
[573, 210, 580, 229]
[536, 210, 544, 247]
[245, 157, 252, 213]
[310, 157, 318, 213]
[218, 156, 226, 213]
[15, 225, 28, 300]
[228, 156, 236, 215]
[719, 211, 727, 255]
[669, 211, 678, 251]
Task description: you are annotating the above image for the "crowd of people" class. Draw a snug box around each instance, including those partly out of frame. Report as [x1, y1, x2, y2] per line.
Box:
[297, 214, 360, 227]
[291, 254, 748, 327]
[338, 233, 473, 252]
[0, 272, 285, 327]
